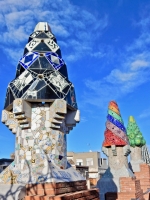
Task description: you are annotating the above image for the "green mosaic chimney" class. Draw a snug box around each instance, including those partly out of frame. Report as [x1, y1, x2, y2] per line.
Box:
[127, 116, 146, 147]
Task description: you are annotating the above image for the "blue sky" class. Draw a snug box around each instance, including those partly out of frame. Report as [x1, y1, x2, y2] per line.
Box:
[0, 0, 150, 158]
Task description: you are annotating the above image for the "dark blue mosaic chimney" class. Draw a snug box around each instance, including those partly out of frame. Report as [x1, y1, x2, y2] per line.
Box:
[4, 22, 77, 110]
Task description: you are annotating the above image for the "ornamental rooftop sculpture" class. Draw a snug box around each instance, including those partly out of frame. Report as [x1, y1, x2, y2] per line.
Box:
[127, 116, 146, 172]
[103, 101, 129, 147]
[127, 116, 146, 147]
[97, 101, 134, 200]
[4, 22, 77, 110]
[0, 22, 82, 185]
[0, 22, 100, 200]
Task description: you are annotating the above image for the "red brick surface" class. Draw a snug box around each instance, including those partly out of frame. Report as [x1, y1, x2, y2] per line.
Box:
[134, 163, 150, 200]
[105, 177, 144, 200]
[26, 181, 87, 196]
[25, 181, 100, 200]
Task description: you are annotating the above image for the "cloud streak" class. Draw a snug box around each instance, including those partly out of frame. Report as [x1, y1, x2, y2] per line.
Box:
[83, 11, 150, 108]
[0, 0, 108, 65]
[138, 109, 150, 119]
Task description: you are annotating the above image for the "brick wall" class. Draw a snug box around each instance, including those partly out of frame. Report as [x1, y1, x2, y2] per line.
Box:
[134, 163, 150, 200]
[105, 177, 144, 200]
[24, 181, 100, 200]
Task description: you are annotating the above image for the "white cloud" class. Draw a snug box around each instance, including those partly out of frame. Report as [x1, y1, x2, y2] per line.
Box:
[131, 60, 149, 70]
[84, 80, 120, 108]
[84, 61, 150, 108]
[80, 117, 88, 122]
[83, 11, 150, 108]
[91, 51, 106, 58]
[105, 69, 137, 83]
[0, 0, 108, 65]
[50, 24, 70, 37]
[84, 58, 150, 108]
[5, 48, 23, 64]
[138, 109, 150, 119]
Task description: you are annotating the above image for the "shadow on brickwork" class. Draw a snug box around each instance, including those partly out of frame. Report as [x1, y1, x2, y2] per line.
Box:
[97, 167, 118, 200]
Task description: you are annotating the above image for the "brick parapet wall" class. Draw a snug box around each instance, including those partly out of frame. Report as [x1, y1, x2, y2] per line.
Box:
[24, 181, 100, 200]
[105, 177, 144, 200]
[134, 163, 150, 200]
[135, 164, 150, 179]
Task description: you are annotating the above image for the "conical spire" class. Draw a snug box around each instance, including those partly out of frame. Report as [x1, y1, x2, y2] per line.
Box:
[127, 116, 146, 147]
[4, 22, 77, 110]
[103, 101, 129, 147]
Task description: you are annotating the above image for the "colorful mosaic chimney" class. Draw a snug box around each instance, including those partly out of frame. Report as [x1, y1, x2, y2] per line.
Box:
[103, 101, 129, 147]
[97, 101, 135, 200]
[127, 116, 150, 200]
[127, 116, 146, 148]
[4, 22, 77, 110]
[0, 22, 84, 186]
[127, 116, 146, 172]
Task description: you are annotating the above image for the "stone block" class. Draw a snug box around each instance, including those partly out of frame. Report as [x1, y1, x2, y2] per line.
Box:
[66, 109, 80, 127]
